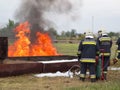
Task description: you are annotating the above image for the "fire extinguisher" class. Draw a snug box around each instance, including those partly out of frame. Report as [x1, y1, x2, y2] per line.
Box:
[100, 49, 105, 80]
[96, 56, 101, 80]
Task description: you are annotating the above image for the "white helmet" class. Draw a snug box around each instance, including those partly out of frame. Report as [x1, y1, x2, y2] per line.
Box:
[99, 27, 107, 36]
[102, 32, 108, 36]
[85, 35, 94, 38]
[85, 32, 94, 38]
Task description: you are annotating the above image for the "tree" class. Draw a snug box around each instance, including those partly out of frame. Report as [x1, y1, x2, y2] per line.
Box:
[0, 19, 18, 42]
[70, 29, 76, 37]
[47, 27, 58, 40]
[65, 31, 71, 37]
[108, 32, 120, 37]
[7, 19, 15, 29]
[61, 31, 66, 37]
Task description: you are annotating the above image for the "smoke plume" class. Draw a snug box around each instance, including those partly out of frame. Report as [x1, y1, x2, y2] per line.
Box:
[15, 0, 82, 42]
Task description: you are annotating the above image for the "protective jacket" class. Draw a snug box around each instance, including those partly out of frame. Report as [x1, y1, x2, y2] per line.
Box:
[116, 37, 120, 52]
[98, 35, 112, 56]
[116, 37, 120, 60]
[78, 38, 99, 63]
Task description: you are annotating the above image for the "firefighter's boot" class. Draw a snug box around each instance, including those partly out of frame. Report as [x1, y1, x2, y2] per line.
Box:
[104, 73, 107, 80]
[80, 77, 85, 82]
[91, 78, 96, 82]
[96, 77, 100, 81]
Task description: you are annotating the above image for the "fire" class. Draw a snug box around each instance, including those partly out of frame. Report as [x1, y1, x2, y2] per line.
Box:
[8, 22, 58, 57]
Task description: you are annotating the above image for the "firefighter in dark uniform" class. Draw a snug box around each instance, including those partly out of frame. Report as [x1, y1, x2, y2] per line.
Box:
[98, 32, 112, 80]
[116, 37, 120, 60]
[77, 32, 99, 82]
[97, 30, 102, 40]
[97, 30, 102, 46]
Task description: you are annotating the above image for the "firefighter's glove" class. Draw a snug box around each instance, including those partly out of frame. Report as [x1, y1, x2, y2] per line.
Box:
[96, 51, 100, 57]
[77, 51, 81, 55]
[95, 56, 99, 64]
[77, 51, 81, 62]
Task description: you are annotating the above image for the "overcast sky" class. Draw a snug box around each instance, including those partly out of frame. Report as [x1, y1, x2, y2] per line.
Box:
[0, 0, 120, 34]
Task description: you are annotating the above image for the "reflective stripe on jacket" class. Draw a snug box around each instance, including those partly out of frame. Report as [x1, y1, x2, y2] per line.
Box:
[80, 58, 96, 63]
[117, 50, 120, 53]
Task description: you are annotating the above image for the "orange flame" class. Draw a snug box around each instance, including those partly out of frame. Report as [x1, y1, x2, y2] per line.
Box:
[8, 22, 58, 57]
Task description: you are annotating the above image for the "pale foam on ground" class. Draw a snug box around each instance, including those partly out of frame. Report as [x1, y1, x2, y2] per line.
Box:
[108, 67, 120, 70]
[37, 59, 78, 63]
[34, 71, 74, 78]
[34, 67, 120, 78]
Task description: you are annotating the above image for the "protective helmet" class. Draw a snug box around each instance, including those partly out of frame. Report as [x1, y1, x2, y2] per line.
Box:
[85, 32, 94, 38]
[98, 30, 102, 34]
[98, 30, 102, 36]
[102, 33, 108, 36]
[99, 27, 107, 36]
[102, 31, 108, 36]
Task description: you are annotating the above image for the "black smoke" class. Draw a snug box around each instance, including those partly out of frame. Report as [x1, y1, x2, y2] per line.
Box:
[15, 0, 81, 42]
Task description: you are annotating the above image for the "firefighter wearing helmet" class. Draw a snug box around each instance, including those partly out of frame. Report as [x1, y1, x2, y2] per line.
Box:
[98, 30, 102, 38]
[98, 32, 112, 80]
[77, 32, 99, 82]
[97, 30, 102, 41]
[116, 37, 120, 61]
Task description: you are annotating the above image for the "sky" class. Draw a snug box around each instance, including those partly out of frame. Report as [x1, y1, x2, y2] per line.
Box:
[0, 0, 120, 34]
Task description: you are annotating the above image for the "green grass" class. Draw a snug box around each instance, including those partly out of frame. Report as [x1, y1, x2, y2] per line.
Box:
[65, 80, 120, 90]
[54, 43, 79, 56]
[0, 71, 120, 90]
[64, 70, 120, 90]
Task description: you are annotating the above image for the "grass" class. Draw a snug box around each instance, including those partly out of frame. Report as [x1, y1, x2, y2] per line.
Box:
[54, 43, 79, 56]
[65, 80, 120, 90]
[64, 70, 120, 90]
[0, 70, 120, 90]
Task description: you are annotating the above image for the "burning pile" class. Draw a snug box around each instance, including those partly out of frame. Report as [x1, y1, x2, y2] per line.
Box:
[8, 22, 58, 57]
[9, 0, 82, 57]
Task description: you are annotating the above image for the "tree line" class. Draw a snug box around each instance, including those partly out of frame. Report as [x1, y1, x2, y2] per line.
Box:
[0, 20, 120, 42]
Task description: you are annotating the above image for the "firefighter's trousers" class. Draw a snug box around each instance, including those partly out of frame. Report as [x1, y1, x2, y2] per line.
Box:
[80, 62, 96, 79]
[101, 56, 110, 74]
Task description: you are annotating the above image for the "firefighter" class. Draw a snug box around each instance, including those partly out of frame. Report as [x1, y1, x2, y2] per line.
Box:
[98, 32, 112, 80]
[97, 30, 102, 44]
[97, 30, 102, 39]
[116, 37, 120, 60]
[77, 32, 99, 82]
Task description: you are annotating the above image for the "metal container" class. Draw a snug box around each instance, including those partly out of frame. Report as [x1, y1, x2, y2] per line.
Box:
[0, 37, 8, 63]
